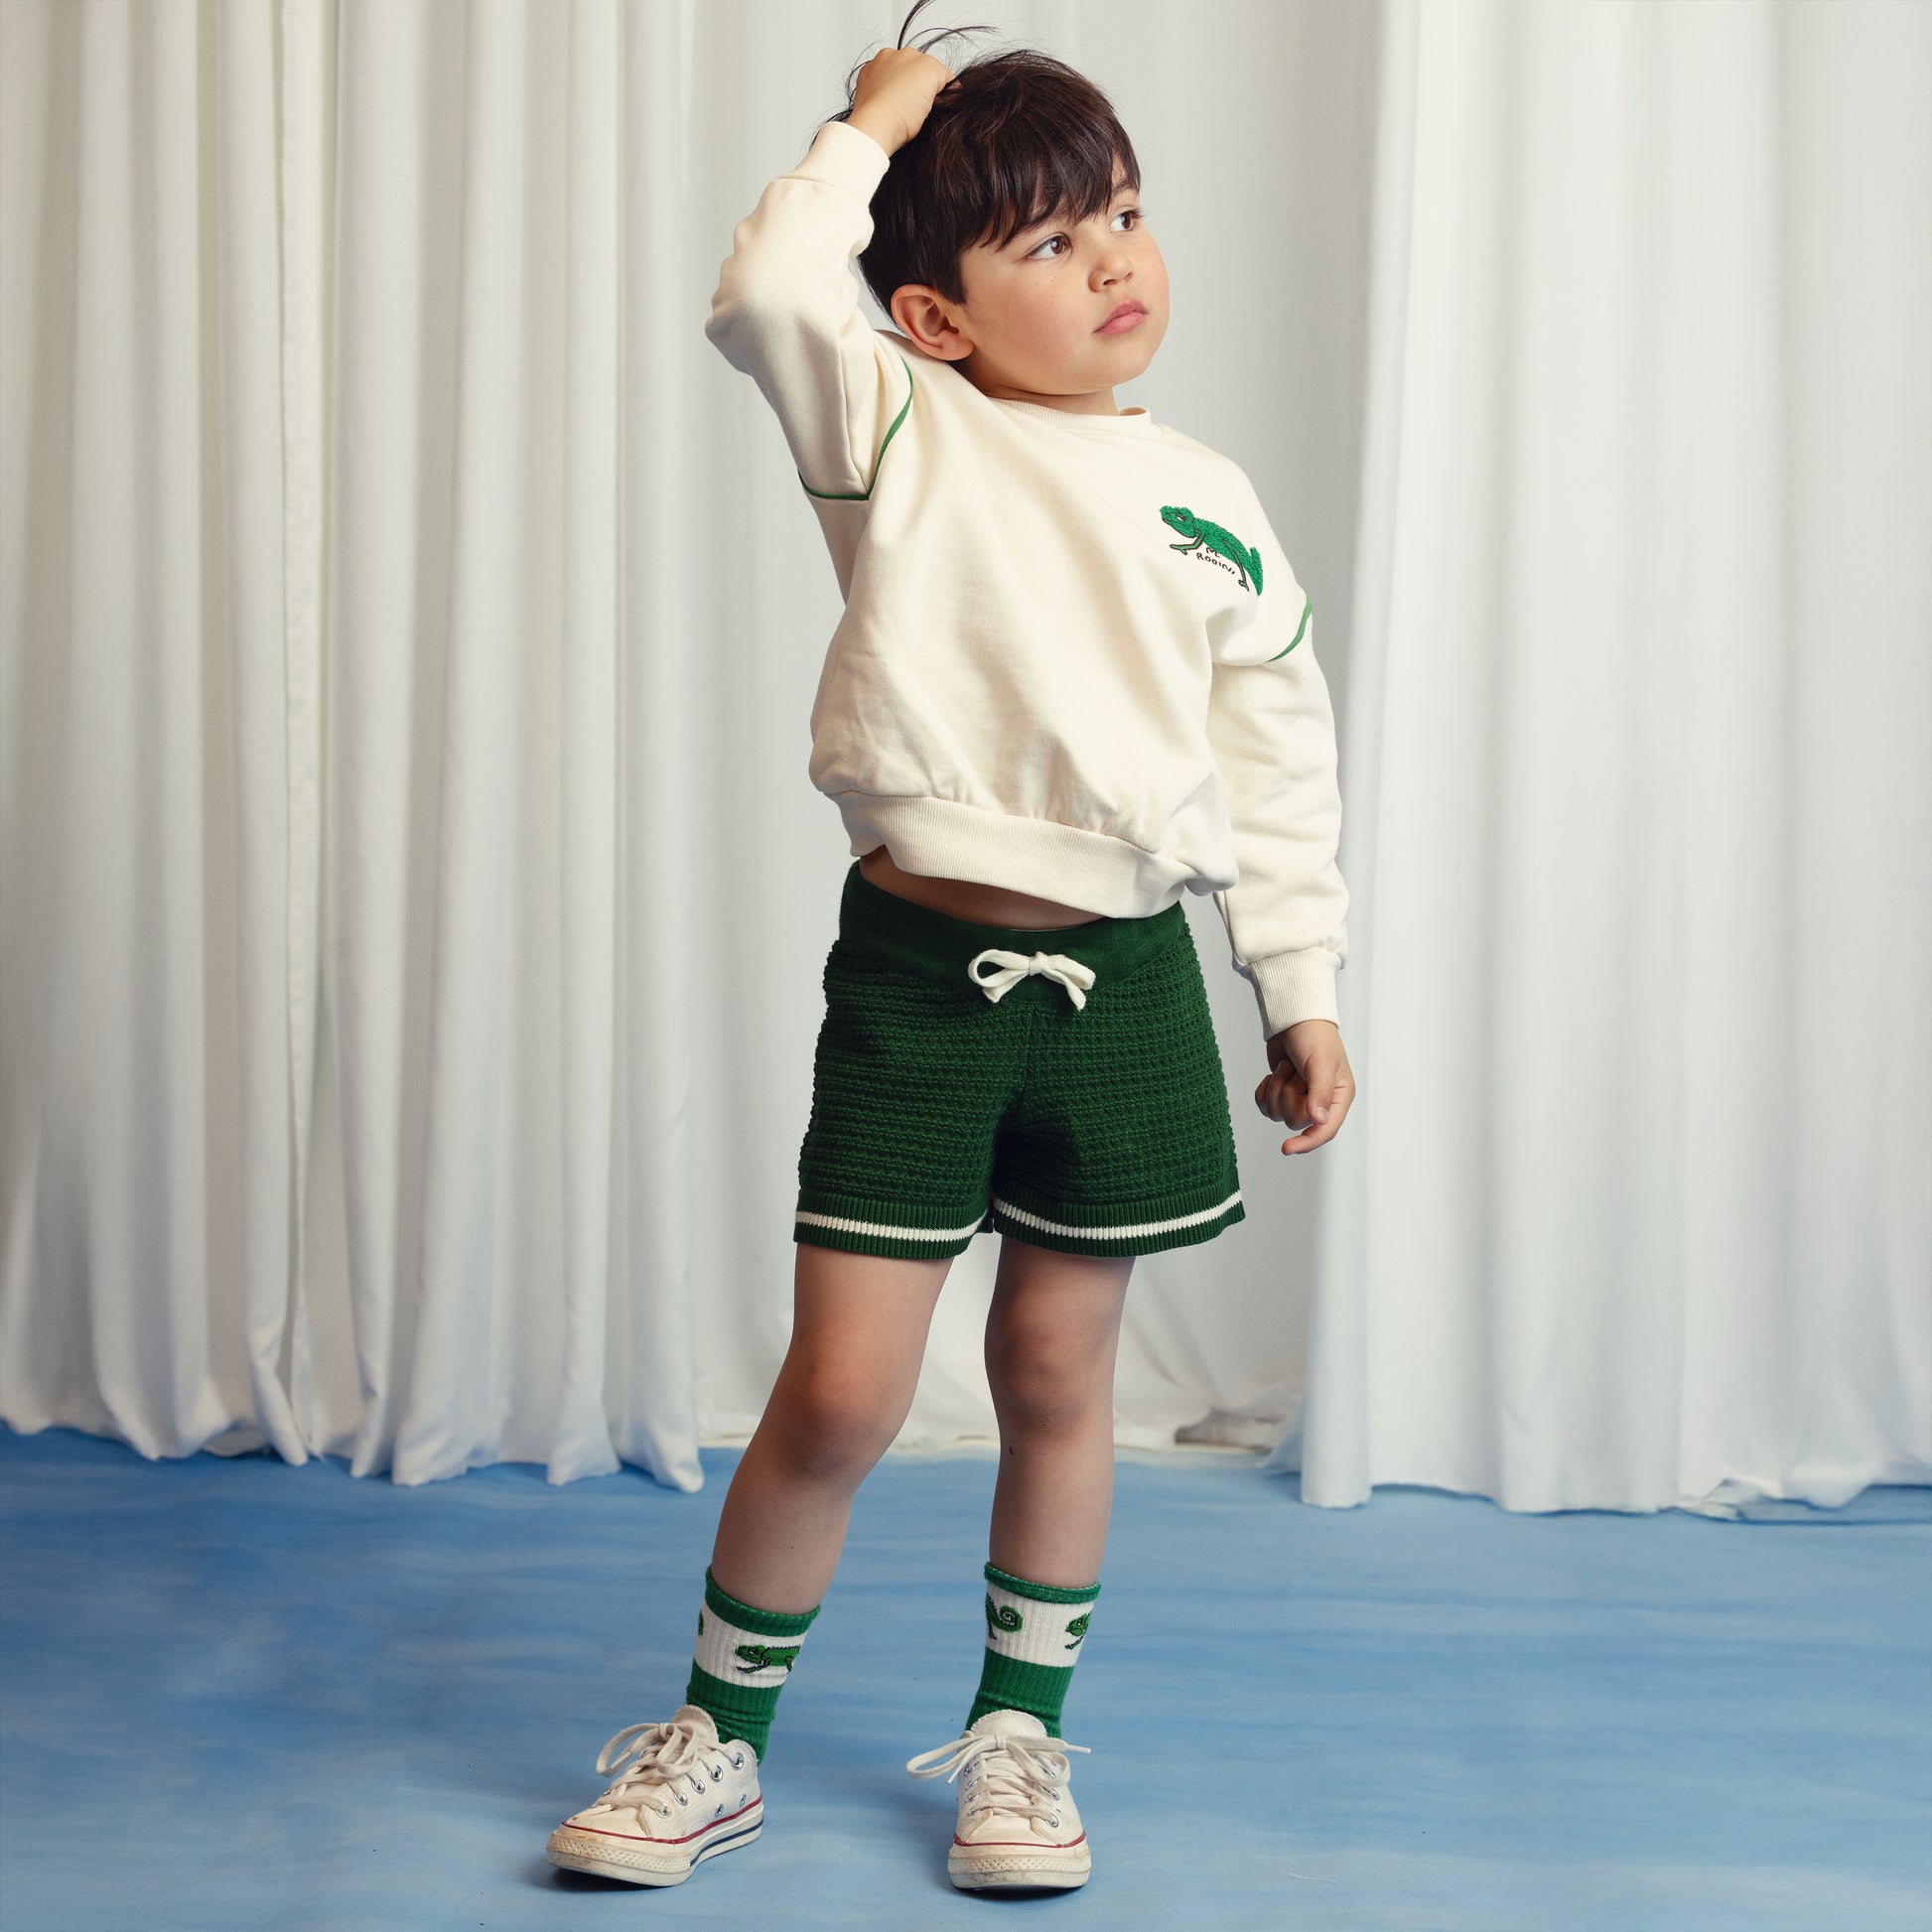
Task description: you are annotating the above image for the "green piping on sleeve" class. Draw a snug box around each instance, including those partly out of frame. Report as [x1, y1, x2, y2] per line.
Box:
[798, 353, 914, 501]
[1265, 595, 1312, 661]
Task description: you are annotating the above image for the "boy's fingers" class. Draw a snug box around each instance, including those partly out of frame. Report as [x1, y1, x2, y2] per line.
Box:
[1255, 1068, 1311, 1128]
[1283, 1081, 1351, 1153]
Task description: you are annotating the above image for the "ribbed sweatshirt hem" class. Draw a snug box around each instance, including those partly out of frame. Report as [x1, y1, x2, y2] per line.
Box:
[835, 792, 1193, 920]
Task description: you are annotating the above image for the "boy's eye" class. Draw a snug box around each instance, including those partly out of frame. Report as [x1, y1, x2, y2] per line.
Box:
[1020, 208, 1136, 260]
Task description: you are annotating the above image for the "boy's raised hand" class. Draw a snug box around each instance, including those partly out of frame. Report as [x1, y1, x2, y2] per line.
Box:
[1257, 1020, 1354, 1155]
[846, 48, 958, 157]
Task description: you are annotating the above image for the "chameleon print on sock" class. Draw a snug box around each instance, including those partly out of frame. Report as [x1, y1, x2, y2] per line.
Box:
[735, 1640, 802, 1674]
[979, 1565, 1098, 1670]
[985, 1594, 1024, 1635]
[693, 1580, 815, 1688]
[683, 1568, 820, 1760]
[967, 1562, 1101, 1736]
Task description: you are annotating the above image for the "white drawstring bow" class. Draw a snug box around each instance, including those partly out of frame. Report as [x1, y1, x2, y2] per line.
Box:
[967, 947, 1097, 1010]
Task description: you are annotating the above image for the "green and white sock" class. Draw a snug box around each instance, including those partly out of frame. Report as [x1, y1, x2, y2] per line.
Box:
[683, 1567, 819, 1761]
[966, 1561, 1101, 1737]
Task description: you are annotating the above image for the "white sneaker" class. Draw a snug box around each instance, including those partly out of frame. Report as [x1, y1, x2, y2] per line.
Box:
[546, 1705, 762, 1886]
[905, 1708, 1093, 1890]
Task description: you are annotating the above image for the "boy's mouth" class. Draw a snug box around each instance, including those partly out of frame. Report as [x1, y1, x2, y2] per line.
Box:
[1096, 301, 1147, 336]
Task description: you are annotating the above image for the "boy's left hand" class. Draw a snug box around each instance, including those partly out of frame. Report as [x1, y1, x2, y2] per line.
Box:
[1255, 1019, 1353, 1155]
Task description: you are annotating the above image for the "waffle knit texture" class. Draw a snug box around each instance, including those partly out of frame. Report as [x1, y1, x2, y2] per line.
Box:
[796, 866, 1244, 1261]
[683, 1568, 820, 1760]
[967, 1562, 1102, 1736]
[703, 116, 1348, 1039]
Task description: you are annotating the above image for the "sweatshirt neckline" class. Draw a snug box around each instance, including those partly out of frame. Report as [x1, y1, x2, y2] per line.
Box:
[990, 395, 1159, 436]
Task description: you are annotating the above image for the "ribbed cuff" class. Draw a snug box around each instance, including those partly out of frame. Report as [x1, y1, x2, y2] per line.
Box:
[790, 117, 893, 198]
[1246, 949, 1341, 1038]
[703, 1567, 821, 1637]
[985, 1563, 1101, 1606]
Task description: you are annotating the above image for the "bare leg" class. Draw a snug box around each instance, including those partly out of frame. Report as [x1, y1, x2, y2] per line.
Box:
[709, 1241, 953, 1612]
[983, 1238, 1133, 1586]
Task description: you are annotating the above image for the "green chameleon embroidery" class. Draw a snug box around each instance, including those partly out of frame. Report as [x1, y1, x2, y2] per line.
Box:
[1064, 1612, 1091, 1649]
[734, 1642, 802, 1675]
[985, 1594, 1024, 1635]
[1160, 503, 1264, 595]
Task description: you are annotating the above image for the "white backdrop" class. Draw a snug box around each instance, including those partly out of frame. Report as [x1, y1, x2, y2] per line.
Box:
[2, 0, 1926, 1509]
[1269, 0, 1932, 1510]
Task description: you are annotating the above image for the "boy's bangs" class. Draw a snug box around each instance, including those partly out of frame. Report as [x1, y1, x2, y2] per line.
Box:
[968, 131, 1140, 256]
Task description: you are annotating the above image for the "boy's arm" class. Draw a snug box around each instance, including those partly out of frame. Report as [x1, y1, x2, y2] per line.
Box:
[1205, 541, 1349, 1043]
[706, 52, 952, 497]
[704, 119, 912, 502]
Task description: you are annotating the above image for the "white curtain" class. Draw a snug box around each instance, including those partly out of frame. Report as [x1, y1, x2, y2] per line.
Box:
[1267, 0, 1932, 1510]
[2, 0, 712, 1487]
[3, 1, 1926, 1507]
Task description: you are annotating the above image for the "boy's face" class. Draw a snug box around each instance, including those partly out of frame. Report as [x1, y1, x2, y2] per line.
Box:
[890, 169, 1170, 407]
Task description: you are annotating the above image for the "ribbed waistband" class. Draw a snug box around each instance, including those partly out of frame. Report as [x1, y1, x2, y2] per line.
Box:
[837, 860, 1185, 986]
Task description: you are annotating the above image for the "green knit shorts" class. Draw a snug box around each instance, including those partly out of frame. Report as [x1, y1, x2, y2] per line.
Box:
[794, 862, 1245, 1262]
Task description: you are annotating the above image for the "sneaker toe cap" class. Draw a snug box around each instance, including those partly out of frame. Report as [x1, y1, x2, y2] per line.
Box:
[561, 1801, 669, 1839]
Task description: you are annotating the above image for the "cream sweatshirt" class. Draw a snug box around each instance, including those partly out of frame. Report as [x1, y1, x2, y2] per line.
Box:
[705, 118, 1348, 1037]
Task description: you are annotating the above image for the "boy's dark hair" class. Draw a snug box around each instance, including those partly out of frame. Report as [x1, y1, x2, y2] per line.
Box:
[828, 0, 1142, 315]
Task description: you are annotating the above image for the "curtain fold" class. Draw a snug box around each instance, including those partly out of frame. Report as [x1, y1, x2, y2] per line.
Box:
[314, 0, 704, 1486]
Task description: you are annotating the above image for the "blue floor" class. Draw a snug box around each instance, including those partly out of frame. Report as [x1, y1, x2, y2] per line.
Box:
[2, 1425, 1927, 1931]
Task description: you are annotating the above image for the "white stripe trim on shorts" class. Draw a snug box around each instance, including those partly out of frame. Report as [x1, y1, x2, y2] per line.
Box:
[990, 1189, 1243, 1242]
[796, 1191, 1241, 1246]
[794, 1208, 987, 1243]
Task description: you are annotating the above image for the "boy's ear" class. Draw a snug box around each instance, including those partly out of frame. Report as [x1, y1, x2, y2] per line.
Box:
[889, 284, 973, 361]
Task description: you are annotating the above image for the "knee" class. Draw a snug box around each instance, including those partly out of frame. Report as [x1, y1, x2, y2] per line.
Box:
[986, 1323, 1111, 1438]
[767, 1355, 902, 1483]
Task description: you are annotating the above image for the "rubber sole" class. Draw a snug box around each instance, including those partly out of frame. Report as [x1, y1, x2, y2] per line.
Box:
[546, 1803, 762, 1887]
[947, 1845, 1092, 1891]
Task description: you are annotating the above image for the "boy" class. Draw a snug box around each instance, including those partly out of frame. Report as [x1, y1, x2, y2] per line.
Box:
[545, 21, 1354, 1896]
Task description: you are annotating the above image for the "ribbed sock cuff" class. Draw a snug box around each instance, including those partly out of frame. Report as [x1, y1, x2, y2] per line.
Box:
[968, 1562, 1100, 1736]
[703, 1567, 821, 1637]
[684, 1568, 821, 1760]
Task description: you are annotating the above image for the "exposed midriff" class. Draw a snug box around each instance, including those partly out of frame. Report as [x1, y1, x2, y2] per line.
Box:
[858, 844, 1103, 929]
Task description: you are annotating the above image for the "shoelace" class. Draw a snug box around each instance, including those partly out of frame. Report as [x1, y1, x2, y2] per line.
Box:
[967, 947, 1098, 1010]
[904, 1727, 1091, 1829]
[591, 1716, 736, 1821]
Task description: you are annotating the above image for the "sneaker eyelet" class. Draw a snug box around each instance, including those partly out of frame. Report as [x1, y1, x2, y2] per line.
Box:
[731, 1752, 745, 1769]
[675, 1792, 689, 1806]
